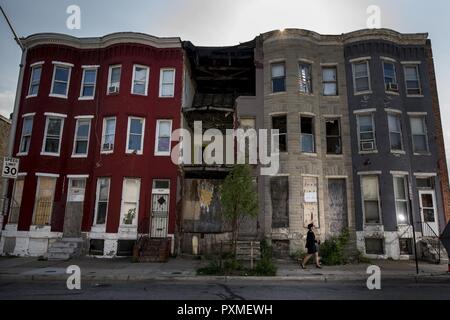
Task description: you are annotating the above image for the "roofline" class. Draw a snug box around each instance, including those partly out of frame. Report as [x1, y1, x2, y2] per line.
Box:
[260, 28, 429, 46]
[0, 114, 11, 125]
[21, 32, 182, 49]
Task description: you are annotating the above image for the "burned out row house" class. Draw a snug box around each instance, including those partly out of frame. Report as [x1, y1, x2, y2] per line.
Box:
[0, 28, 449, 261]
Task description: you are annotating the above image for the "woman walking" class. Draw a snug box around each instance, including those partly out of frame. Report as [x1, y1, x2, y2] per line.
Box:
[301, 223, 322, 269]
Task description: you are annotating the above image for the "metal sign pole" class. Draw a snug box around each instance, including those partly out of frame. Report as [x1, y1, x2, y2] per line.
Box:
[408, 178, 419, 275]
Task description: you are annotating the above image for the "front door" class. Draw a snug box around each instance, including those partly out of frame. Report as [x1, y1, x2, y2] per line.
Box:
[150, 179, 170, 238]
[419, 190, 439, 235]
[63, 178, 86, 237]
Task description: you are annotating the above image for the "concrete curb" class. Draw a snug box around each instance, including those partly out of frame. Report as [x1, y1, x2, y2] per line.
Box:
[1, 273, 449, 283]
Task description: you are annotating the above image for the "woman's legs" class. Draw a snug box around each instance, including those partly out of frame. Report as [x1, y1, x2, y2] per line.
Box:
[302, 254, 312, 267]
[314, 252, 321, 266]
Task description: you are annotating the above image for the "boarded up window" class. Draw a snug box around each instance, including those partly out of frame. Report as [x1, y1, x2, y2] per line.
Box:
[327, 179, 348, 235]
[271, 176, 289, 228]
[303, 177, 319, 228]
[9, 177, 24, 224]
[33, 176, 57, 225]
[361, 175, 380, 224]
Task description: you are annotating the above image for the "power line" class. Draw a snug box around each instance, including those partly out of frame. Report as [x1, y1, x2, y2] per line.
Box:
[0, 5, 24, 52]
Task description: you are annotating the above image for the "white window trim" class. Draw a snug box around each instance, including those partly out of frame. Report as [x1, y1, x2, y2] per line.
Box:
[17, 115, 34, 156]
[41, 116, 65, 157]
[159, 68, 176, 98]
[93, 178, 111, 226]
[79, 67, 98, 100]
[409, 115, 430, 155]
[74, 115, 94, 119]
[353, 108, 376, 114]
[49, 63, 72, 99]
[270, 62, 286, 93]
[154, 119, 173, 156]
[71, 118, 92, 158]
[131, 64, 150, 96]
[352, 60, 372, 95]
[413, 172, 437, 177]
[101, 117, 116, 154]
[403, 64, 423, 97]
[356, 112, 377, 153]
[67, 174, 89, 179]
[119, 178, 141, 227]
[382, 60, 398, 93]
[32, 175, 57, 226]
[387, 112, 404, 153]
[44, 112, 67, 118]
[360, 174, 382, 225]
[126, 116, 145, 155]
[26, 62, 44, 98]
[107, 64, 122, 94]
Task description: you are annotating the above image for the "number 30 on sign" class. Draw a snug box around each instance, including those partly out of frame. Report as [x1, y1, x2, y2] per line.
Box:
[2, 157, 20, 179]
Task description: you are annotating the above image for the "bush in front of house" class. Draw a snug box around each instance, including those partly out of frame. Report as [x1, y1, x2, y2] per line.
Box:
[319, 229, 350, 265]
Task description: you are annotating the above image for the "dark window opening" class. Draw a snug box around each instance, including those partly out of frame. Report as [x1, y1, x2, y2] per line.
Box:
[272, 115, 287, 152]
[326, 119, 342, 154]
[365, 238, 384, 255]
[117, 240, 136, 256]
[300, 117, 314, 153]
[89, 239, 104, 256]
[399, 238, 413, 255]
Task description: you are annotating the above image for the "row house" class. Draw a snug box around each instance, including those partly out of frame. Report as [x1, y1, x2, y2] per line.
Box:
[0, 33, 183, 257]
[1, 29, 448, 260]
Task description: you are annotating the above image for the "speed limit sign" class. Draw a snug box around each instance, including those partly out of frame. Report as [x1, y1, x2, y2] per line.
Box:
[2, 157, 20, 179]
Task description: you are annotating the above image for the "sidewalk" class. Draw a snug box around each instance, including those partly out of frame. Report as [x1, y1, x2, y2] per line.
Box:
[0, 256, 448, 282]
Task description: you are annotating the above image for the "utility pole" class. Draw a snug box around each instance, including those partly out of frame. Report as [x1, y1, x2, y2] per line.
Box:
[408, 175, 420, 275]
[0, 5, 26, 228]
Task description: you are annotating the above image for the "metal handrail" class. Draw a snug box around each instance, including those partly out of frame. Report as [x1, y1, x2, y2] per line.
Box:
[418, 220, 441, 264]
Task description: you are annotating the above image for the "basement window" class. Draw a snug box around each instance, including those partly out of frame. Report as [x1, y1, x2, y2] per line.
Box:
[365, 238, 384, 255]
[300, 116, 314, 153]
[117, 240, 136, 256]
[271, 63, 285, 93]
[89, 239, 104, 256]
[272, 115, 287, 152]
[399, 238, 413, 255]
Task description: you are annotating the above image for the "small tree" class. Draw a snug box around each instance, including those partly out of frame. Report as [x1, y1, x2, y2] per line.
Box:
[220, 164, 258, 256]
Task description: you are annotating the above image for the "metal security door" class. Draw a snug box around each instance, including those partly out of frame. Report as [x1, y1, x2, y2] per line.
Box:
[419, 190, 439, 235]
[151, 193, 169, 238]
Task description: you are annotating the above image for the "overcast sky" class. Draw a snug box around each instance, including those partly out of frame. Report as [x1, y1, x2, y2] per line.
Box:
[0, 0, 449, 165]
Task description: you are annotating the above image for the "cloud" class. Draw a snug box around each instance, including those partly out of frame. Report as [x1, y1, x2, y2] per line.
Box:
[0, 91, 14, 119]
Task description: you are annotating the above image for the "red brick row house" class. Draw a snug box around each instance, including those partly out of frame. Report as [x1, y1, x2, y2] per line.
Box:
[0, 33, 184, 257]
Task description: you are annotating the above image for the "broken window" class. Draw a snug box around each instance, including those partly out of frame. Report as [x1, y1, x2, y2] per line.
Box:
[33, 176, 57, 225]
[388, 114, 403, 151]
[271, 63, 285, 93]
[272, 115, 287, 152]
[300, 116, 314, 153]
[299, 63, 312, 94]
[270, 176, 289, 228]
[9, 176, 24, 224]
[322, 66, 337, 96]
[94, 177, 110, 225]
[326, 119, 342, 154]
[410, 116, 428, 153]
[361, 175, 381, 224]
[393, 176, 409, 225]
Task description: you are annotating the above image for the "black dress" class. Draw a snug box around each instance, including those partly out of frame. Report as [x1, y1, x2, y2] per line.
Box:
[305, 230, 317, 254]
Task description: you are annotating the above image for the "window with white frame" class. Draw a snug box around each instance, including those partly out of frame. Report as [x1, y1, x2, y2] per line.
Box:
[383, 61, 398, 92]
[361, 175, 381, 224]
[19, 116, 33, 154]
[352, 61, 370, 93]
[132, 65, 149, 95]
[67, 178, 86, 203]
[120, 178, 141, 226]
[28, 64, 42, 97]
[410, 116, 429, 153]
[300, 116, 315, 153]
[101, 117, 116, 153]
[393, 175, 409, 225]
[271, 63, 285, 93]
[155, 120, 172, 156]
[299, 63, 312, 94]
[33, 176, 57, 225]
[107, 65, 121, 94]
[388, 113, 403, 151]
[42, 116, 64, 155]
[357, 114, 376, 152]
[126, 117, 145, 154]
[9, 176, 24, 224]
[50, 63, 72, 97]
[322, 66, 338, 96]
[94, 177, 110, 225]
[159, 68, 175, 97]
[404, 64, 422, 95]
[80, 68, 97, 98]
[72, 119, 91, 157]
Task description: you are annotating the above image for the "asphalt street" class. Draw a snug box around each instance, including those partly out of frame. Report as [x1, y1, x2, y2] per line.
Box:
[0, 279, 450, 300]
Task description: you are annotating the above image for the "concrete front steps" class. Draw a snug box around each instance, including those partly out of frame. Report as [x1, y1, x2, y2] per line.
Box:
[47, 238, 83, 260]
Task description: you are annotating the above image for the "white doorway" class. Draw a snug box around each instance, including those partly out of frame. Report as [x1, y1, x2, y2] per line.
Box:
[418, 190, 439, 235]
